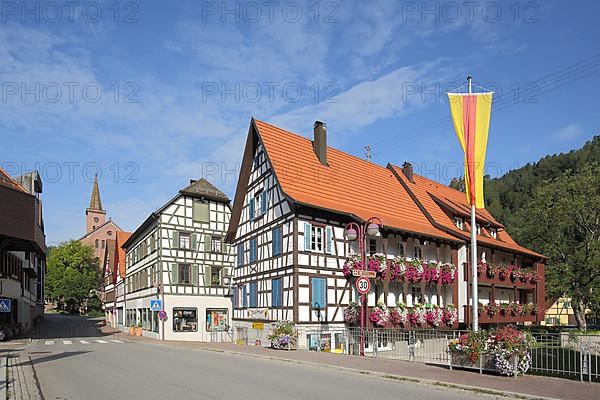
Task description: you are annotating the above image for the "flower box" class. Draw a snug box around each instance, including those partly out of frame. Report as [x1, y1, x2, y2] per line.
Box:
[450, 350, 497, 372]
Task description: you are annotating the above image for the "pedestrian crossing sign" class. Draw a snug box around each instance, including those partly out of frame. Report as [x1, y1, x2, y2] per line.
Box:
[0, 299, 12, 313]
[150, 299, 162, 312]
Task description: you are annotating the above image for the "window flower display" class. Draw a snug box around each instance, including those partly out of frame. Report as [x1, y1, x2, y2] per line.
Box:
[368, 301, 389, 327]
[442, 304, 458, 327]
[389, 302, 409, 327]
[424, 306, 443, 328]
[343, 301, 360, 324]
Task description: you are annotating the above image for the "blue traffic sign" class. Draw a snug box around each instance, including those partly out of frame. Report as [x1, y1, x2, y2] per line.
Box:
[0, 299, 12, 313]
[150, 299, 162, 312]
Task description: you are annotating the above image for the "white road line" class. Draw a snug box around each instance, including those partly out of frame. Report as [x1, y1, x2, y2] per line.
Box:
[79, 340, 89, 344]
[110, 339, 123, 343]
[96, 340, 108, 344]
[63, 340, 72, 345]
[44, 340, 54, 345]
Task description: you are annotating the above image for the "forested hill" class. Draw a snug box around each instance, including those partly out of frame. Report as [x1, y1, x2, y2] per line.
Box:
[450, 135, 600, 228]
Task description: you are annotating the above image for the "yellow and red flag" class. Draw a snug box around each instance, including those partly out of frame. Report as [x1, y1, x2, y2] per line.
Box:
[448, 92, 493, 209]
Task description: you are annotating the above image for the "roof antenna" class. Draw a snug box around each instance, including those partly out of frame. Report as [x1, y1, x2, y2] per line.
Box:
[364, 145, 372, 162]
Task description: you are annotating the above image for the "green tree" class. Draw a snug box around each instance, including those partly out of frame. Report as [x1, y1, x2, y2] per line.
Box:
[511, 164, 600, 329]
[46, 240, 100, 313]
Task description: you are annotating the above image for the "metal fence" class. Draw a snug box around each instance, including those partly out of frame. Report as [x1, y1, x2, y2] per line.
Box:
[302, 328, 600, 383]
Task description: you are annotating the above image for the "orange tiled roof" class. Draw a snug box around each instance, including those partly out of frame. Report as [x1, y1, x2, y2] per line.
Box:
[115, 231, 132, 279]
[390, 166, 543, 258]
[0, 167, 26, 192]
[253, 120, 457, 242]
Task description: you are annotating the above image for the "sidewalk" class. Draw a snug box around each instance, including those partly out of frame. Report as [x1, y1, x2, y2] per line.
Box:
[0, 340, 40, 400]
[124, 334, 597, 400]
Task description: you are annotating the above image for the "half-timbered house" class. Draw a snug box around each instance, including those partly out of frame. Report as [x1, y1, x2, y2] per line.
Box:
[122, 179, 234, 341]
[226, 119, 546, 351]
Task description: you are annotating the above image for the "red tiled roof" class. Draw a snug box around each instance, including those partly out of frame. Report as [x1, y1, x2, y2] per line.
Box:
[115, 231, 132, 279]
[0, 167, 26, 192]
[390, 166, 543, 258]
[253, 120, 457, 242]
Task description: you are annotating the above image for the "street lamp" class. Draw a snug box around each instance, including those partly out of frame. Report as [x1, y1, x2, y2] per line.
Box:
[345, 216, 382, 357]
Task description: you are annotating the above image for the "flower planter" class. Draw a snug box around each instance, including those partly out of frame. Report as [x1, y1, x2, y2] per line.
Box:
[450, 350, 497, 372]
[129, 326, 136, 336]
[135, 327, 143, 336]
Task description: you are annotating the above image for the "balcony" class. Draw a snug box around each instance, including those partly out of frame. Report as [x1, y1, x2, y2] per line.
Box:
[464, 305, 541, 325]
[467, 263, 540, 289]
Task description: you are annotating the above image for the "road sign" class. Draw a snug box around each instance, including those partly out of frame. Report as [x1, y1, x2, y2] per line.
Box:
[158, 310, 167, 320]
[150, 299, 162, 312]
[0, 299, 11, 313]
[352, 269, 376, 278]
[355, 277, 371, 295]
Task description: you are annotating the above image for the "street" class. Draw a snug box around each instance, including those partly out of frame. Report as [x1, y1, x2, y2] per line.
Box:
[19, 315, 496, 400]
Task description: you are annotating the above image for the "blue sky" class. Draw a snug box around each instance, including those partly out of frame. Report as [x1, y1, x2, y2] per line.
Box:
[1, 0, 599, 245]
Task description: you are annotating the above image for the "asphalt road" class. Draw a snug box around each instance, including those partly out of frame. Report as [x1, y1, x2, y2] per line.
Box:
[24, 315, 497, 400]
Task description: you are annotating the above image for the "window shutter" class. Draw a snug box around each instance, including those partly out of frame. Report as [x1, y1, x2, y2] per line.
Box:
[191, 234, 197, 250]
[172, 231, 179, 249]
[204, 234, 211, 252]
[304, 222, 311, 251]
[204, 266, 211, 287]
[221, 238, 227, 254]
[242, 285, 247, 307]
[326, 226, 333, 254]
[249, 198, 255, 220]
[222, 267, 231, 286]
[192, 265, 199, 286]
[261, 191, 267, 214]
[171, 263, 178, 284]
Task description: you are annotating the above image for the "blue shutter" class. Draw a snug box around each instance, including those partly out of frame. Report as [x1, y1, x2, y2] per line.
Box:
[250, 282, 258, 307]
[271, 279, 280, 307]
[242, 285, 247, 308]
[273, 227, 282, 256]
[261, 190, 267, 214]
[249, 198, 255, 220]
[304, 222, 311, 251]
[233, 287, 239, 308]
[237, 243, 244, 266]
[250, 239, 257, 262]
[311, 278, 326, 309]
[326, 226, 333, 254]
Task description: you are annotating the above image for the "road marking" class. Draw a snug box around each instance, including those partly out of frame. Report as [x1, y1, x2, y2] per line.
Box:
[44, 341, 54, 345]
[96, 340, 108, 344]
[110, 339, 123, 343]
[79, 340, 89, 344]
[63, 340, 72, 345]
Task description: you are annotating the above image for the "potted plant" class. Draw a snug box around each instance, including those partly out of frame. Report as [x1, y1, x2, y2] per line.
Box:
[343, 302, 360, 324]
[135, 323, 143, 336]
[129, 324, 136, 336]
[369, 301, 389, 327]
[268, 320, 298, 350]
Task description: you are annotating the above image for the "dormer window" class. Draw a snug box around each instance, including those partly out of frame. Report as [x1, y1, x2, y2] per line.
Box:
[453, 217, 464, 230]
[490, 228, 498, 239]
[476, 223, 481, 235]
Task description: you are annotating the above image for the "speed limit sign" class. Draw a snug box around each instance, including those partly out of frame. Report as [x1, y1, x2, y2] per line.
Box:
[356, 277, 371, 294]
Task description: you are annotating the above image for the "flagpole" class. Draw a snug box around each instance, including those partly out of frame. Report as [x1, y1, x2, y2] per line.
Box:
[467, 76, 479, 332]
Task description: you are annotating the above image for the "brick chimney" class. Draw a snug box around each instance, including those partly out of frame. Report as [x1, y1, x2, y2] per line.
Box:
[313, 121, 328, 166]
[402, 162, 414, 183]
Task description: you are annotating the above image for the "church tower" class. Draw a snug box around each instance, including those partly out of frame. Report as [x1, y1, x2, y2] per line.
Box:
[86, 174, 106, 233]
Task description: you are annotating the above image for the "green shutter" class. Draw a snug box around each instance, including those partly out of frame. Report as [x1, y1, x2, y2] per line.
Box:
[171, 263, 178, 284]
[205, 266, 212, 287]
[304, 223, 311, 251]
[326, 226, 333, 254]
[192, 264, 199, 286]
[204, 234, 211, 252]
[191, 234, 197, 250]
[221, 238, 226, 254]
[172, 231, 179, 249]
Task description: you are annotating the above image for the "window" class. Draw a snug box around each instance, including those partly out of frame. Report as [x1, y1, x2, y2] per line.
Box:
[272, 278, 283, 308]
[414, 241, 422, 259]
[249, 239, 257, 262]
[311, 225, 324, 252]
[179, 232, 191, 249]
[369, 239, 377, 255]
[253, 190, 267, 218]
[249, 282, 258, 307]
[398, 242, 405, 258]
[211, 236, 223, 252]
[210, 266, 223, 286]
[173, 308, 197, 332]
[237, 243, 244, 266]
[95, 239, 99, 248]
[206, 309, 228, 332]
[193, 200, 210, 222]
[454, 217, 464, 230]
[476, 223, 481, 235]
[102, 240, 105, 249]
[107, 230, 112, 236]
[178, 264, 191, 284]
[311, 277, 326, 310]
[411, 286, 423, 306]
[272, 227, 283, 256]
[490, 228, 498, 239]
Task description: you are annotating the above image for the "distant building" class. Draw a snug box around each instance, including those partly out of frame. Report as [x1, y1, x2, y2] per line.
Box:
[0, 168, 46, 331]
[80, 175, 122, 268]
[122, 179, 234, 341]
[101, 231, 131, 330]
[542, 297, 597, 327]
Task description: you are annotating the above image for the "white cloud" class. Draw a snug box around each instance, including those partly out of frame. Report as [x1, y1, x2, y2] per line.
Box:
[551, 124, 583, 142]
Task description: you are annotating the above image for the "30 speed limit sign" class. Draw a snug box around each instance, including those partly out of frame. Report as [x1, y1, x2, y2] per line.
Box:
[355, 277, 371, 294]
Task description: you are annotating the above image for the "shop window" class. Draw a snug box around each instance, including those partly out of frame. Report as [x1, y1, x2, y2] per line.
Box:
[206, 309, 228, 332]
[173, 308, 198, 332]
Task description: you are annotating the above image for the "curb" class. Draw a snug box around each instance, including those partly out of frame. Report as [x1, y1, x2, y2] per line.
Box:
[190, 346, 561, 400]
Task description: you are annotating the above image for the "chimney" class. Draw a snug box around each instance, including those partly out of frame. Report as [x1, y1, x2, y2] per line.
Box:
[190, 179, 197, 185]
[402, 162, 414, 183]
[313, 121, 328, 166]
